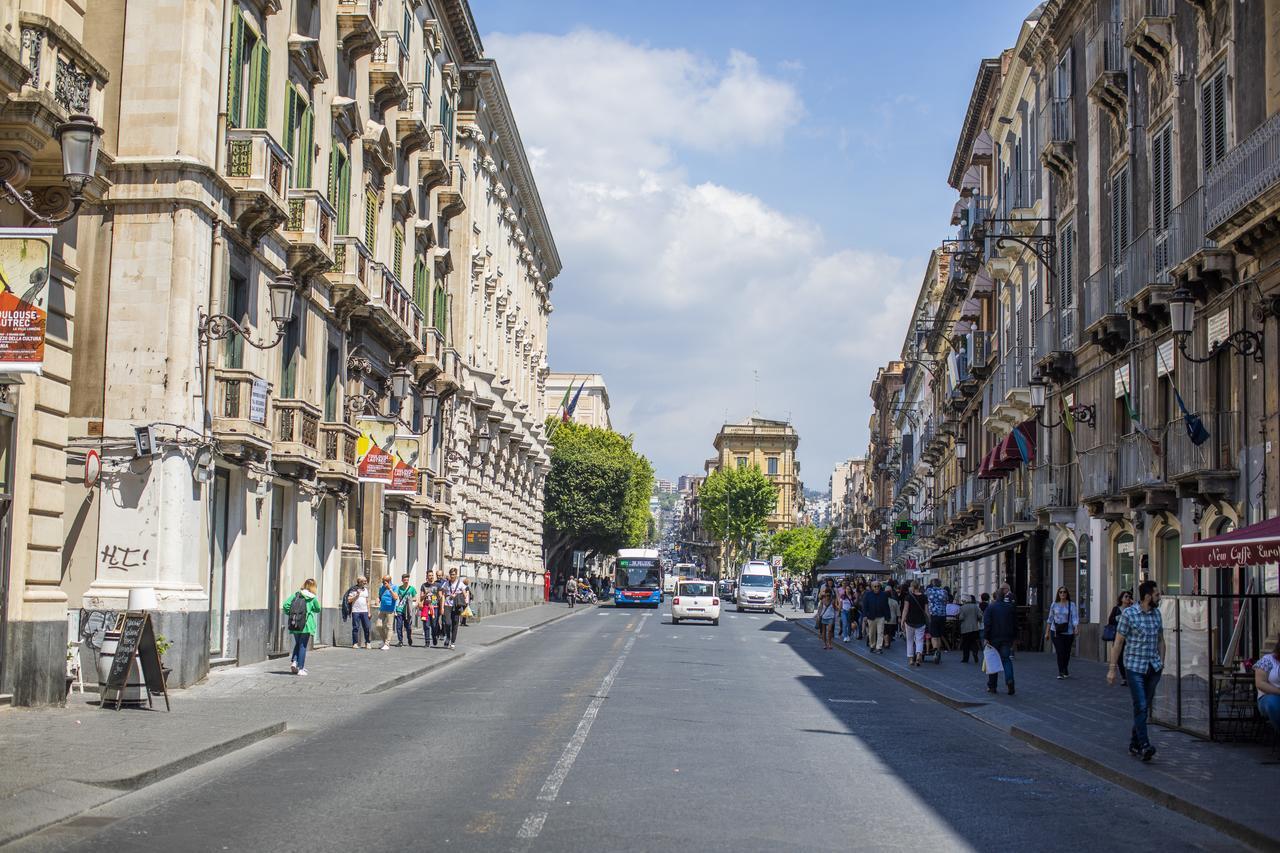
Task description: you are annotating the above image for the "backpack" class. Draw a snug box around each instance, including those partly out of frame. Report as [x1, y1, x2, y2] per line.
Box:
[287, 593, 309, 632]
[340, 584, 358, 621]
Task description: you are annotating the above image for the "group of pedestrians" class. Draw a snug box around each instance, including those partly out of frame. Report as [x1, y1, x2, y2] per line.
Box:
[279, 567, 474, 676]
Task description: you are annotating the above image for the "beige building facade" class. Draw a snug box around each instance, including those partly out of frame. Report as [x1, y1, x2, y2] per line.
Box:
[544, 371, 610, 430]
[710, 416, 801, 531]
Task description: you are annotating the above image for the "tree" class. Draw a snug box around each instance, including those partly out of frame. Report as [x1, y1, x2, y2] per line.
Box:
[698, 465, 778, 575]
[764, 526, 834, 577]
[542, 421, 655, 581]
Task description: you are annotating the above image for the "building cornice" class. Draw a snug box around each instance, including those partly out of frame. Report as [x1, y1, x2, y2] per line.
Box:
[438, 0, 483, 62]
[948, 58, 1002, 189]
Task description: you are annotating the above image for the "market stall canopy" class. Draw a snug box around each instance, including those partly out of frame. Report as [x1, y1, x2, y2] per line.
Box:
[1181, 515, 1280, 569]
[821, 552, 893, 575]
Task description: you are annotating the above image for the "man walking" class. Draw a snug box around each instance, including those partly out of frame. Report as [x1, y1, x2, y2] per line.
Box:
[983, 584, 1017, 695]
[925, 577, 948, 663]
[394, 573, 417, 647]
[861, 580, 889, 653]
[1108, 580, 1164, 761]
[565, 575, 578, 608]
[376, 575, 398, 651]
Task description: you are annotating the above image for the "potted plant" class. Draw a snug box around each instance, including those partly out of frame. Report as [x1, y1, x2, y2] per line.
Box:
[155, 634, 173, 684]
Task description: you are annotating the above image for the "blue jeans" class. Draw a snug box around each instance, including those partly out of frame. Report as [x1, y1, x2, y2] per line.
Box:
[290, 633, 309, 669]
[1125, 665, 1162, 748]
[351, 612, 371, 645]
[395, 612, 414, 645]
[839, 609, 851, 638]
[1258, 693, 1280, 733]
[985, 641, 1014, 688]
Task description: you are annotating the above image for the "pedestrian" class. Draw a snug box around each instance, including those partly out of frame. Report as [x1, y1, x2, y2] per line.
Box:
[393, 573, 417, 647]
[418, 570, 438, 647]
[885, 588, 900, 648]
[983, 583, 1017, 695]
[816, 588, 836, 650]
[924, 578, 948, 663]
[792, 579, 802, 611]
[861, 580, 889, 654]
[376, 574, 398, 651]
[460, 576, 473, 624]
[979, 591, 990, 614]
[1104, 591, 1133, 686]
[283, 578, 321, 676]
[902, 581, 929, 666]
[957, 595, 982, 663]
[566, 575, 578, 608]
[1254, 637, 1280, 734]
[441, 568, 466, 648]
[1107, 580, 1164, 761]
[838, 581, 853, 643]
[1044, 585, 1080, 678]
[347, 576, 372, 649]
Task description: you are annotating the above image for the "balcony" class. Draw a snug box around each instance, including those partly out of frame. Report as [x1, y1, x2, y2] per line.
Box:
[437, 160, 467, 222]
[211, 367, 272, 455]
[318, 421, 359, 484]
[357, 263, 424, 350]
[983, 350, 1034, 431]
[1206, 111, 1280, 254]
[1124, 0, 1173, 71]
[396, 83, 432, 156]
[1032, 461, 1077, 524]
[1118, 431, 1176, 513]
[273, 399, 322, 472]
[282, 189, 336, 278]
[1041, 98, 1075, 179]
[1087, 21, 1128, 126]
[432, 478, 454, 521]
[224, 129, 291, 242]
[417, 125, 451, 192]
[1034, 309, 1076, 383]
[336, 0, 380, 60]
[1166, 186, 1234, 299]
[413, 325, 446, 382]
[1078, 444, 1116, 504]
[1082, 266, 1130, 354]
[1118, 229, 1174, 331]
[370, 32, 408, 111]
[1166, 411, 1240, 501]
[325, 235, 373, 311]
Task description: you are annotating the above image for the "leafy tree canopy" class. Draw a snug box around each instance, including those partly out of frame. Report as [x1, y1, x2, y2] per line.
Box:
[763, 526, 834, 576]
[698, 465, 778, 573]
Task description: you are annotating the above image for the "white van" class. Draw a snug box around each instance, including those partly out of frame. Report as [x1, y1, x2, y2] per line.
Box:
[735, 561, 776, 613]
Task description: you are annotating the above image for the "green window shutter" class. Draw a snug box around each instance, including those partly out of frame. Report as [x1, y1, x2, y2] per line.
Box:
[283, 85, 297, 178]
[364, 188, 378, 249]
[327, 141, 336, 205]
[249, 41, 270, 129]
[393, 228, 403, 280]
[413, 261, 428, 313]
[433, 285, 446, 334]
[298, 102, 314, 188]
[227, 8, 244, 127]
[337, 151, 350, 233]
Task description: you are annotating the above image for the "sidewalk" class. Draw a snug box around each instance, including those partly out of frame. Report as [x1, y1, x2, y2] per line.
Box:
[0, 601, 592, 846]
[777, 608, 1280, 850]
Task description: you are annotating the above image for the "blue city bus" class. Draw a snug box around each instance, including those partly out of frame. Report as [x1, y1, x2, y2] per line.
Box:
[614, 548, 662, 607]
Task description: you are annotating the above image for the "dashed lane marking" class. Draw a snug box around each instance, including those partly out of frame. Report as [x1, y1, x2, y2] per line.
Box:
[828, 699, 878, 704]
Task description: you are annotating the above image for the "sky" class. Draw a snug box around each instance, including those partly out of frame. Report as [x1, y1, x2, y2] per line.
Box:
[473, 0, 1033, 487]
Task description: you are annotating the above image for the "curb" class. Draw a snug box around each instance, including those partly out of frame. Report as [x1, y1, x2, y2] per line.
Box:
[479, 602, 600, 648]
[363, 653, 465, 694]
[780, 614, 1278, 851]
[86, 721, 288, 790]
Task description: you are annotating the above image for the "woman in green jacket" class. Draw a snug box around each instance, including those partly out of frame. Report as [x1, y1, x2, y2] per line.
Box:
[283, 578, 322, 675]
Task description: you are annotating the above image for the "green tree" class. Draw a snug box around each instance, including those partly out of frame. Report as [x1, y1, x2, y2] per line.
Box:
[542, 420, 655, 579]
[764, 526, 834, 577]
[699, 465, 778, 575]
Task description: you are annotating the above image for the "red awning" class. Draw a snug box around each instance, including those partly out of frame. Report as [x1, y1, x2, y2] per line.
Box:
[1181, 515, 1280, 569]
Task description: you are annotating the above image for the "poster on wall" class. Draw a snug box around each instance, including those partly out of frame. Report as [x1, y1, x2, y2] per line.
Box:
[355, 418, 422, 485]
[0, 228, 55, 373]
[386, 457, 419, 495]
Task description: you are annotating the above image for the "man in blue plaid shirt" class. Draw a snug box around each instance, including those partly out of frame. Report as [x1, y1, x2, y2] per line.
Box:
[1107, 580, 1164, 761]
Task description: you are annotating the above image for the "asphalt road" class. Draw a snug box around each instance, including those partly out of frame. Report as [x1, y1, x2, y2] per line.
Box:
[15, 605, 1237, 852]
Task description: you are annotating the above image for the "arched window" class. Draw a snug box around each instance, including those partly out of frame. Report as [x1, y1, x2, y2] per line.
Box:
[1077, 534, 1092, 623]
[1159, 529, 1181, 595]
[1114, 531, 1135, 601]
[1058, 539, 1077, 598]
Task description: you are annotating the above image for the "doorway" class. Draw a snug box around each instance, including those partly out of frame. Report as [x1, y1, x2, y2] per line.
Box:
[0, 411, 14, 688]
[209, 469, 232, 656]
[267, 484, 286, 655]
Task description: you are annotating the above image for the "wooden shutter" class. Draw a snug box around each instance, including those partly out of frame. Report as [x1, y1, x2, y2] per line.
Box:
[327, 140, 336, 205]
[393, 228, 404, 280]
[246, 37, 270, 130]
[434, 285, 446, 333]
[298, 101, 314, 188]
[283, 85, 297, 176]
[1110, 167, 1130, 265]
[364, 188, 378, 249]
[338, 151, 350, 233]
[1058, 222, 1075, 307]
[227, 7, 244, 127]
[1201, 68, 1228, 172]
[1152, 126, 1173, 233]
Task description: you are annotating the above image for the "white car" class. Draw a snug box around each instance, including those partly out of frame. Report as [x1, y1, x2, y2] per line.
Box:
[671, 579, 720, 625]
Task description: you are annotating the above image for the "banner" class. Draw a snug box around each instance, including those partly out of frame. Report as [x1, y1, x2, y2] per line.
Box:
[386, 457, 419, 494]
[0, 229, 55, 373]
[355, 418, 422, 487]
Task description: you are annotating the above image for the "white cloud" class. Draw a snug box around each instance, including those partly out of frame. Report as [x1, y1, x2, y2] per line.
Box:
[487, 29, 917, 482]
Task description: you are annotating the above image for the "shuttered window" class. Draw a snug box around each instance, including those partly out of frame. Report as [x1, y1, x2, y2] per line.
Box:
[433, 285, 447, 334]
[440, 92, 454, 159]
[287, 89, 314, 189]
[328, 144, 350, 233]
[364, 188, 378, 250]
[1110, 166, 1130, 265]
[227, 9, 268, 130]
[246, 36, 270, 130]
[392, 227, 404, 281]
[413, 260, 429, 315]
[1058, 221, 1076, 342]
[1151, 125, 1173, 234]
[226, 6, 244, 127]
[1201, 66, 1228, 173]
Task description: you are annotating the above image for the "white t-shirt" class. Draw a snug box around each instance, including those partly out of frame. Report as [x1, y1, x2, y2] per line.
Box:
[349, 586, 369, 614]
[1257, 654, 1280, 689]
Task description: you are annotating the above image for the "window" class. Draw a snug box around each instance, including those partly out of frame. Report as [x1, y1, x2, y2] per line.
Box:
[1159, 530, 1182, 595]
[413, 259, 430, 317]
[1151, 124, 1174, 235]
[1077, 534, 1091, 622]
[1059, 539, 1077, 601]
[1110, 166, 1130, 265]
[284, 85, 314, 188]
[1201, 65, 1228, 174]
[767, 457, 779, 476]
[439, 92, 454, 159]
[279, 303, 305, 398]
[225, 272, 249, 369]
[226, 6, 269, 130]
[1057, 220, 1075, 343]
[736, 456, 748, 469]
[324, 343, 339, 421]
[327, 143, 350, 233]
[364, 187, 378, 250]
[392, 227, 404, 280]
[1114, 532, 1135, 601]
[432, 284, 447, 334]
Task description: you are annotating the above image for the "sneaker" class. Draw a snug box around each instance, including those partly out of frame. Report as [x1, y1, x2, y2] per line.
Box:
[1142, 745, 1156, 762]
[290, 661, 298, 674]
[1128, 744, 1143, 757]
[380, 644, 390, 651]
[297, 668, 308, 676]
[1056, 674, 1065, 680]
[449, 642, 456, 649]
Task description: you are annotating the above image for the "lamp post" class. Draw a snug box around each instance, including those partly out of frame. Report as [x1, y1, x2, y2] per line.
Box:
[199, 272, 297, 350]
[1, 114, 103, 225]
[1169, 287, 1266, 363]
[1028, 375, 1096, 429]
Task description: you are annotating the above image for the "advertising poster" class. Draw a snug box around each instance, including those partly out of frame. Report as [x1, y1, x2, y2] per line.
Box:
[0, 228, 55, 373]
[355, 418, 421, 486]
[386, 457, 419, 494]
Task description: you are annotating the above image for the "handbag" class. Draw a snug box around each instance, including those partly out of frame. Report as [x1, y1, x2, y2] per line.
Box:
[1102, 624, 1117, 642]
[982, 645, 1002, 674]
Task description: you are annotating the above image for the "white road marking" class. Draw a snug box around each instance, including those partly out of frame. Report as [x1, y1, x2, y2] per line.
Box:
[828, 699, 877, 704]
[516, 612, 650, 844]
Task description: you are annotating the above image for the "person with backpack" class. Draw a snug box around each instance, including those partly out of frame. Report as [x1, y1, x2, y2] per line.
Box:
[283, 578, 321, 675]
[394, 573, 417, 647]
[441, 567, 466, 648]
[346, 576, 372, 649]
[376, 575, 398, 651]
[902, 581, 929, 666]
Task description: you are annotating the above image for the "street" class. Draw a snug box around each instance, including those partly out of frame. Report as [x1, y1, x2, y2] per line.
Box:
[13, 605, 1234, 853]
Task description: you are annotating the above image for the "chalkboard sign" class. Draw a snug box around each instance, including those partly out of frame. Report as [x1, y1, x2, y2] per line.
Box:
[102, 611, 170, 711]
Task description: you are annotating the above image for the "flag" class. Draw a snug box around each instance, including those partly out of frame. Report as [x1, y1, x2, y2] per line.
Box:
[557, 380, 573, 423]
[1122, 382, 1162, 458]
[566, 379, 587, 418]
[1059, 396, 1075, 436]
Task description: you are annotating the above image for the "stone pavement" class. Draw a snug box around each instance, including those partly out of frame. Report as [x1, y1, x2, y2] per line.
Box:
[776, 607, 1280, 850]
[0, 601, 592, 846]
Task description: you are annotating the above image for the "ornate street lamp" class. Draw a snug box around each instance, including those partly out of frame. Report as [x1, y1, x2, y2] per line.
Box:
[2, 114, 103, 225]
[199, 272, 297, 349]
[1169, 287, 1265, 363]
[1028, 375, 1096, 429]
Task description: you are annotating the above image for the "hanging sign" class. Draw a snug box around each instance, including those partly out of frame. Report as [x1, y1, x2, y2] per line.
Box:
[386, 457, 419, 495]
[894, 519, 915, 540]
[0, 228, 55, 373]
[1156, 339, 1175, 377]
[249, 378, 269, 425]
[1114, 364, 1131, 398]
[1206, 308, 1230, 349]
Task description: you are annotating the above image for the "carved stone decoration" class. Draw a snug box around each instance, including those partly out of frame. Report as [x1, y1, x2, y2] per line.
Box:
[29, 184, 71, 220]
[0, 151, 32, 189]
[55, 56, 91, 113]
[20, 26, 43, 88]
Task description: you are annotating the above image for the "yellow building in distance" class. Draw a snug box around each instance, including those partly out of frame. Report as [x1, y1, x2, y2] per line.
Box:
[710, 417, 802, 531]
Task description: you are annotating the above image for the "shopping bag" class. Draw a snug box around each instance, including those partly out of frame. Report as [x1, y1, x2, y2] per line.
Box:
[982, 645, 1002, 675]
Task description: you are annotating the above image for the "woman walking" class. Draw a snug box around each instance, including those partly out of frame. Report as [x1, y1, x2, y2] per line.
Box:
[902, 581, 930, 666]
[283, 578, 321, 676]
[957, 595, 983, 663]
[816, 588, 837, 650]
[347, 576, 372, 649]
[885, 588, 900, 648]
[838, 582, 853, 643]
[1105, 591, 1133, 686]
[1045, 586, 1080, 678]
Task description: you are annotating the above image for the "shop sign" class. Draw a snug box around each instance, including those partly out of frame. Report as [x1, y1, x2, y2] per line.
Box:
[894, 519, 914, 540]
[0, 228, 55, 373]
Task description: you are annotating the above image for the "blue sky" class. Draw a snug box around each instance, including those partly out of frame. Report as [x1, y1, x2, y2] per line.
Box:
[473, 0, 1032, 486]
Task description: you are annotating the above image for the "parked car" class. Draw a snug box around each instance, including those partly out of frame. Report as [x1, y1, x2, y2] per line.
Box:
[671, 580, 720, 625]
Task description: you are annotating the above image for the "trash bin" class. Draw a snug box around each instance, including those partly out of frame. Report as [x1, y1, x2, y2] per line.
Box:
[803, 595, 815, 613]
